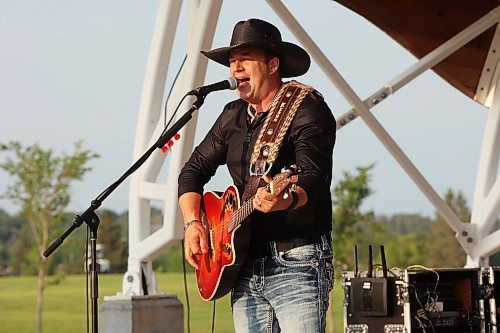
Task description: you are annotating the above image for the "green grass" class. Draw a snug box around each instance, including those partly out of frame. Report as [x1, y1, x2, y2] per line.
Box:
[0, 273, 344, 332]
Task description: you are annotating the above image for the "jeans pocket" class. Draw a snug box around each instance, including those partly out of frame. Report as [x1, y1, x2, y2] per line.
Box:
[276, 244, 318, 267]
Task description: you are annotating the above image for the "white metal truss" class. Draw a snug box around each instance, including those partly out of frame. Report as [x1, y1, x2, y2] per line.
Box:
[122, 0, 500, 295]
[469, 73, 500, 266]
[475, 23, 500, 107]
[120, 0, 223, 296]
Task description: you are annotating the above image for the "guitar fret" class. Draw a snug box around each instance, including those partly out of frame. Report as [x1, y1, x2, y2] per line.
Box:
[230, 196, 255, 232]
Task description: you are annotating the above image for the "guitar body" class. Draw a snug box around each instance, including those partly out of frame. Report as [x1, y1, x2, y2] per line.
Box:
[196, 185, 251, 301]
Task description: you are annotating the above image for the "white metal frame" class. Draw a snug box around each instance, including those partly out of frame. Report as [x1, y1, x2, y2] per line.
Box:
[121, 0, 500, 295]
[120, 0, 223, 296]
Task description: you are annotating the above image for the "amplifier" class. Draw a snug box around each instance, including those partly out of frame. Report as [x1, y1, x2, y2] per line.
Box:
[343, 267, 484, 332]
[343, 272, 406, 333]
[405, 267, 481, 333]
[343, 245, 407, 332]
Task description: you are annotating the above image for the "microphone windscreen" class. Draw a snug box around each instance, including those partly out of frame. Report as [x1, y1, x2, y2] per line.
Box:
[228, 77, 238, 90]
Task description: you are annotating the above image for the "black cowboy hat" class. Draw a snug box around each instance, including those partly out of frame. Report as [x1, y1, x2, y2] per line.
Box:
[201, 18, 310, 78]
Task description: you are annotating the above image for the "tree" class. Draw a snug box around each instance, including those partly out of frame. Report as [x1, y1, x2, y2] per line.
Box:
[97, 209, 128, 272]
[0, 141, 97, 333]
[424, 189, 469, 267]
[377, 213, 431, 268]
[331, 164, 381, 271]
[0, 209, 24, 273]
[384, 233, 428, 268]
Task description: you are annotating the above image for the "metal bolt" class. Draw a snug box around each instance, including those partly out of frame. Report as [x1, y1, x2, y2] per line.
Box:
[467, 237, 473, 243]
[127, 275, 133, 282]
[462, 231, 468, 237]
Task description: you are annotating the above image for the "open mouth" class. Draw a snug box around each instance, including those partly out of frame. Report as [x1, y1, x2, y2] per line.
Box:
[236, 77, 250, 86]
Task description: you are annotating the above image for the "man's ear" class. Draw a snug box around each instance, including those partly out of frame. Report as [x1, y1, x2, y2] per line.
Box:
[269, 57, 279, 75]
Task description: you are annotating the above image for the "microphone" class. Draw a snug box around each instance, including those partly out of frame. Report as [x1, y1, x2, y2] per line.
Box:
[187, 77, 239, 96]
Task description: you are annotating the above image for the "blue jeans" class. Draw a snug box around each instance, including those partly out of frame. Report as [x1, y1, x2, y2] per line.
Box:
[231, 235, 334, 333]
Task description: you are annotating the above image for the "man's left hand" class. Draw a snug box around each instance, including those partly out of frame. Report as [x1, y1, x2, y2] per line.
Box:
[253, 176, 293, 212]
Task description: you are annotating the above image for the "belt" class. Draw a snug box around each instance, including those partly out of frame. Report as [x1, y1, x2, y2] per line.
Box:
[274, 236, 322, 253]
[252, 235, 325, 257]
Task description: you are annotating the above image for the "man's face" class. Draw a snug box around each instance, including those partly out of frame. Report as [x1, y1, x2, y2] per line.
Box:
[229, 48, 276, 104]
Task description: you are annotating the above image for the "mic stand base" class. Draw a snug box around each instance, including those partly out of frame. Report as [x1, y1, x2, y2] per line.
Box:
[100, 295, 184, 333]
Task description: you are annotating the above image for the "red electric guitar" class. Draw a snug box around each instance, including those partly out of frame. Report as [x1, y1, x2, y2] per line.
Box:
[195, 169, 298, 301]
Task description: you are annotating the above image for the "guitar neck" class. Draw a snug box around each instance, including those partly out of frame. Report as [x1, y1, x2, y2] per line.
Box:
[229, 195, 256, 232]
[228, 173, 293, 232]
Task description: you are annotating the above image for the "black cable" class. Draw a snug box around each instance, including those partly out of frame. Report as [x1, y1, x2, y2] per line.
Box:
[163, 55, 187, 128]
[179, 240, 216, 333]
[409, 283, 436, 333]
[160, 93, 189, 137]
[162, 56, 200, 333]
[181, 239, 191, 333]
[211, 300, 216, 333]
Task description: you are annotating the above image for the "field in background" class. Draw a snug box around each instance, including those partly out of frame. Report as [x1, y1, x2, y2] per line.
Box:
[0, 273, 344, 332]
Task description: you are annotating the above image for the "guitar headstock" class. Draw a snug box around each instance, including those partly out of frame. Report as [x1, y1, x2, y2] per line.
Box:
[269, 167, 299, 197]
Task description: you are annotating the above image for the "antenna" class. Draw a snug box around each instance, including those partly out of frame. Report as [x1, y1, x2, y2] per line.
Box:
[367, 245, 373, 278]
[380, 245, 388, 278]
[354, 244, 359, 277]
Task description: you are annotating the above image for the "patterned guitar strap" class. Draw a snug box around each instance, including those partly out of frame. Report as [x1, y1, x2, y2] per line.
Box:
[242, 80, 313, 202]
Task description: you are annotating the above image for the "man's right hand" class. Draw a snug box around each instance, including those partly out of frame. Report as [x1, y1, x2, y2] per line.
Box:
[184, 221, 209, 270]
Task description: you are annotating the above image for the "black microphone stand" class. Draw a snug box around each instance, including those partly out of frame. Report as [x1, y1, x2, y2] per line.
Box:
[43, 94, 206, 333]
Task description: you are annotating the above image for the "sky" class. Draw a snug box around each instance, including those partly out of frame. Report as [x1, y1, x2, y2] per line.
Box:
[0, 0, 489, 218]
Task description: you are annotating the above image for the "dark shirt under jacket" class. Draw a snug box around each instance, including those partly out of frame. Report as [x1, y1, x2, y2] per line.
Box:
[178, 88, 336, 247]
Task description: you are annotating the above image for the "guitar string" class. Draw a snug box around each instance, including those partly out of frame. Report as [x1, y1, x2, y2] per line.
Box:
[207, 172, 295, 237]
[207, 175, 290, 235]
[208, 181, 272, 235]
[208, 192, 257, 235]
